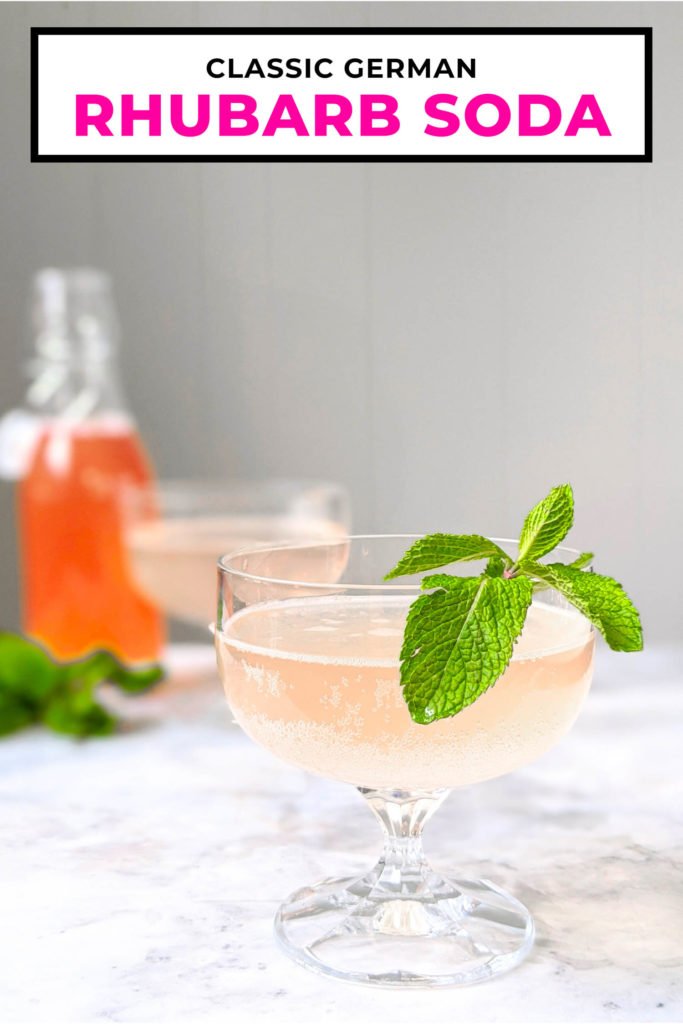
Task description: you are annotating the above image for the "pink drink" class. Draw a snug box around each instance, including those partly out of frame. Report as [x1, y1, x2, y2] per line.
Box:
[217, 595, 594, 790]
[126, 515, 347, 626]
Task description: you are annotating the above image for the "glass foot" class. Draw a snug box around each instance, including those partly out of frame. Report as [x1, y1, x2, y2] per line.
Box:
[274, 869, 534, 988]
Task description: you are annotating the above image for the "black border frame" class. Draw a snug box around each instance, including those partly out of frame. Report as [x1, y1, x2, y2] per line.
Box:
[30, 26, 653, 163]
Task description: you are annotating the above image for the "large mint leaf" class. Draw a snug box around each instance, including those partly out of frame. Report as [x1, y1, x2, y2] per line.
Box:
[518, 484, 574, 562]
[399, 576, 533, 724]
[385, 534, 511, 580]
[524, 562, 642, 652]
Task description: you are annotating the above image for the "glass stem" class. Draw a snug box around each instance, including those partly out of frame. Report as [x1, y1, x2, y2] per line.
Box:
[357, 788, 450, 897]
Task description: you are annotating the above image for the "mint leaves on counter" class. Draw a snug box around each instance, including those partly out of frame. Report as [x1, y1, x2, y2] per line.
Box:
[385, 484, 642, 725]
[0, 633, 163, 738]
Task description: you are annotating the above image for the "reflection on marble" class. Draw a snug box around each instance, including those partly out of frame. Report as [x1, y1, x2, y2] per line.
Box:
[0, 645, 681, 1022]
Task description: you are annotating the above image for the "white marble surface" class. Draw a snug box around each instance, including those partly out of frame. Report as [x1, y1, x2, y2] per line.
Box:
[1, 644, 681, 1023]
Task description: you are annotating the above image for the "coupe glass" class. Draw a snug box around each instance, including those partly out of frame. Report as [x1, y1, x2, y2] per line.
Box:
[215, 535, 595, 987]
[124, 478, 350, 630]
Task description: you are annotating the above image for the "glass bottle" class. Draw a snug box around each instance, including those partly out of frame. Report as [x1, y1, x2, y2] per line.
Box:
[10, 268, 164, 663]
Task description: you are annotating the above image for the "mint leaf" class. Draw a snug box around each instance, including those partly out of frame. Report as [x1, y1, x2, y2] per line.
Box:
[385, 534, 511, 580]
[569, 552, 593, 570]
[0, 632, 164, 739]
[59, 651, 163, 695]
[421, 573, 461, 591]
[108, 661, 164, 693]
[484, 556, 505, 578]
[59, 651, 117, 691]
[399, 575, 533, 724]
[49, 650, 164, 734]
[518, 484, 574, 562]
[43, 694, 117, 737]
[531, 552, 593, 593]
[0, 633, 58, 701]
[0, 690, 36, 736]
[524, 562, 642, 652]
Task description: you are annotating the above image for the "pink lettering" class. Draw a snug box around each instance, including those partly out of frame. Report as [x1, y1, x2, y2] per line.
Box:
[263, 94, 309, 136]
[424, 94, 460, 137]
[218, 95, 259, 136]
[314, 95, 353, 137]
[360, 95, 400, 136]
[565, 94, 611, 136]
[75, 94, 114, 136]
[464, 94, 511, 137]
[519, 94, 562, 136]
[121, 94, 162, 136]
[170, 94, 211, 137]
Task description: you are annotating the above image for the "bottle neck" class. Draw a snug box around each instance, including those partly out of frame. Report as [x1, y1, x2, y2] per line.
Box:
[26, 267, 131, 425]
[25, 351, 131, 423]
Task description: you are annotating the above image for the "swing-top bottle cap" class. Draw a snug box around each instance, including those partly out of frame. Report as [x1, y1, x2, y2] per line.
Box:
[32, 267, 120, 363]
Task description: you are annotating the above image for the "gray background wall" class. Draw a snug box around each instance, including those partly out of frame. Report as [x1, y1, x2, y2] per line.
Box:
[1, 2, 680, 641]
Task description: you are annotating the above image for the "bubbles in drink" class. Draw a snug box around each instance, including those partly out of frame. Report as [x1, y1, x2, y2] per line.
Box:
[217, 594, 594, 790]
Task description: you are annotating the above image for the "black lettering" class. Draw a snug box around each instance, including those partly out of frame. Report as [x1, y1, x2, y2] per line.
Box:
[433, 58, 454, 78]
[206, 58, 224, 78]
[246, 58, 265, 78]
[407, 58, 431, 78]
[315, 58, 333, 79]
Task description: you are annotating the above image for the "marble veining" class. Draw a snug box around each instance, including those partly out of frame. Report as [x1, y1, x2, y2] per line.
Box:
[0, 644, 681, 1022]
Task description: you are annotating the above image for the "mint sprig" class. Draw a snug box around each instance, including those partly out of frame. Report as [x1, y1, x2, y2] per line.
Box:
[385, 484, 642, 724]
[0, 633, 164, 738]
